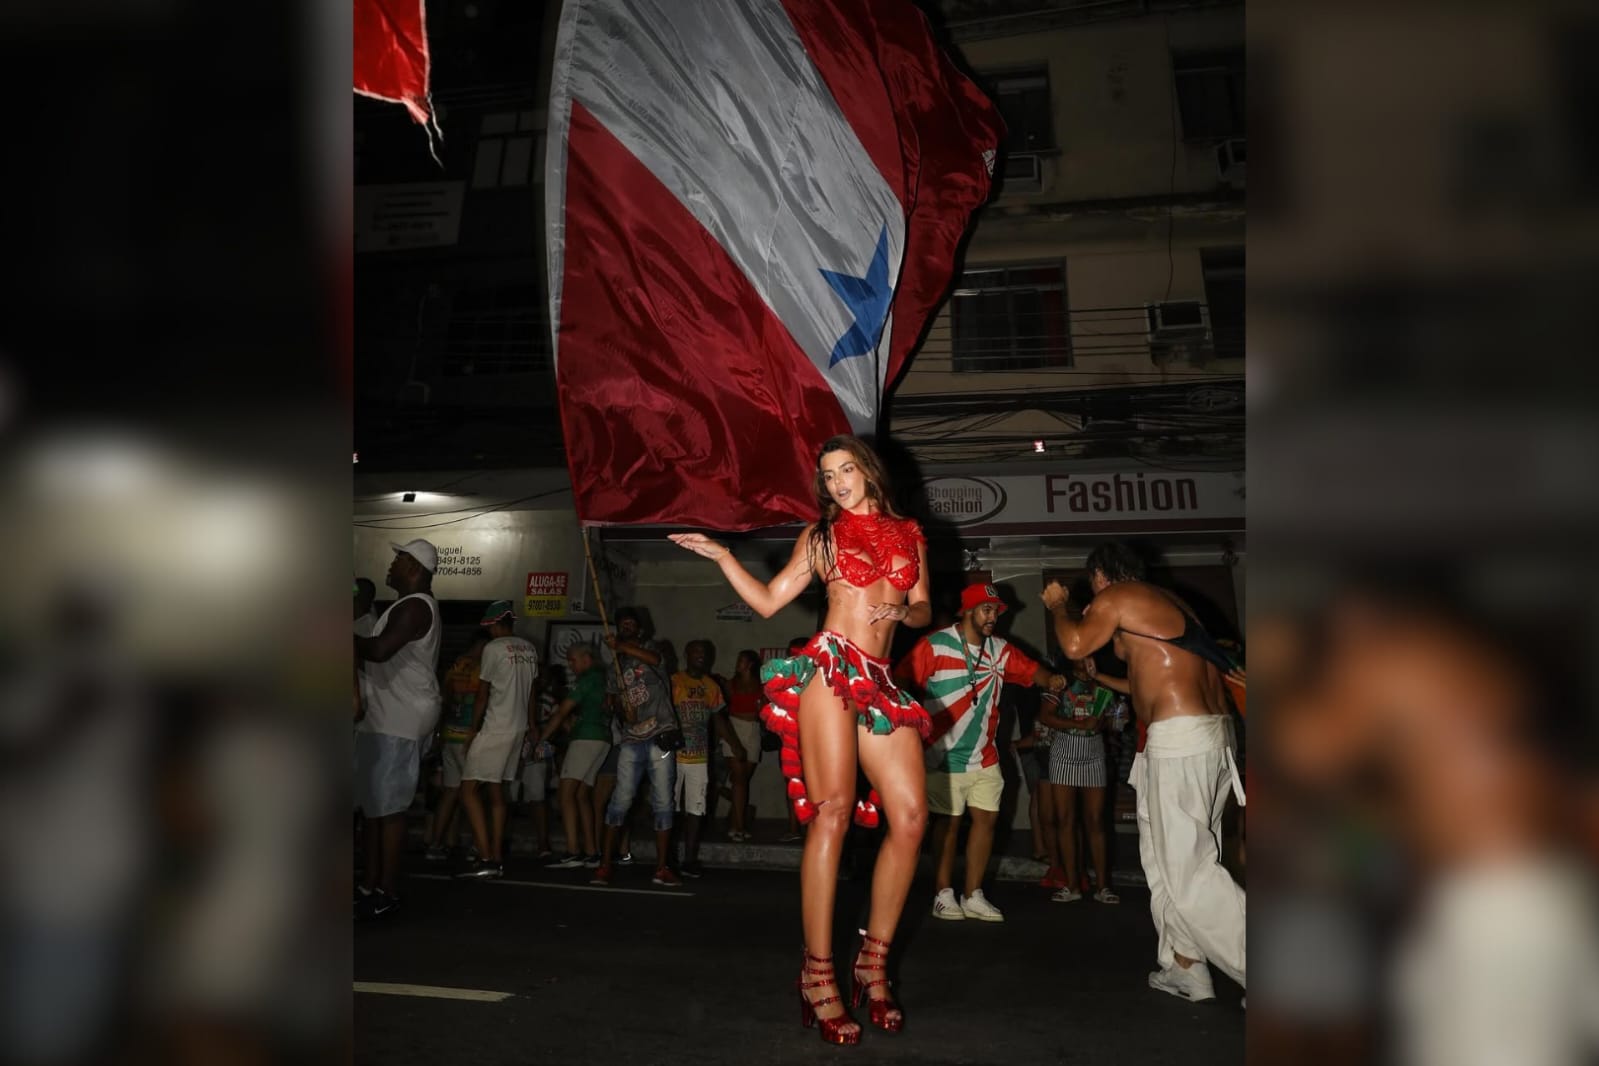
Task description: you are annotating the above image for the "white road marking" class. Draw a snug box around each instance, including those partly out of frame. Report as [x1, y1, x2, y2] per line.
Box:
[410, 873, 695, 897]
[354, 982, 514, 1002]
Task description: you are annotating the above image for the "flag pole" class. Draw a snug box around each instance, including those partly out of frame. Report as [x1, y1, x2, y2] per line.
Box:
[580, 526, 628, 692]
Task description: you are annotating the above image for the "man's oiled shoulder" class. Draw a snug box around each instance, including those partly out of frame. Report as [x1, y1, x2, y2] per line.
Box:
[1099, 581, 1188, 629]
[1097, 580, 1168, 605]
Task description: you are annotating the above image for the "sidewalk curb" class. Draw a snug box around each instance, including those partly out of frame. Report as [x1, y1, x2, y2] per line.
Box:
[403, 814, 1148, 888]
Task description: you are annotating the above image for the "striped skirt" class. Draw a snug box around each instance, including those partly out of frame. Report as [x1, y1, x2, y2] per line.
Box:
[1048, 732, 1107, 788]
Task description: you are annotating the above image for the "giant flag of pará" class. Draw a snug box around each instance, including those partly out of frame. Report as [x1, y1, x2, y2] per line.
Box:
[546, 0, 1003, 529]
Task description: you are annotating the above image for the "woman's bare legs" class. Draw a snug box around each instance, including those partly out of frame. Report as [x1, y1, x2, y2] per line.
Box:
[1035, 777, 1062, 874]
[1029, 785, 1047, 860]
[529, 797, 551, 855]
[1081, 785, 1109, 892]
[855, 724, 927, 1024]
[729, 755, 754, 836]
[426, 786, 462, 850]
[1052, 782, 1080, 889]
[796, 675, 860, 1036]
[557, 778, 582, 858]
[591, 773, 615, 857]
[576, 783, 597, 854]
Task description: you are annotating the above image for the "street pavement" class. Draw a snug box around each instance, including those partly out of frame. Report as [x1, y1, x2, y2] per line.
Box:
[355, 856, 1244, 1065]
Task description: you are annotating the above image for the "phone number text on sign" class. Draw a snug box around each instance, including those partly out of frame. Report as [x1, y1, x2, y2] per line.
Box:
[524, 596, 567, 617]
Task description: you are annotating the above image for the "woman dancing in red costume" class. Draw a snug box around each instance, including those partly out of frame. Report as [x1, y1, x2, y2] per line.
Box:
[670, 435, 931, 1045]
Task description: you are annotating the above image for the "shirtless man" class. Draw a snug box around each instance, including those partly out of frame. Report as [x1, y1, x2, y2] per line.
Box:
[1043, 541, 1244, 1004]
[1264, 591, 1599, 1066]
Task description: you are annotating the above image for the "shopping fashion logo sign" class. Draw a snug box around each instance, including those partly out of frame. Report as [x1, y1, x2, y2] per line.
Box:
[909, 470, 1243, 533]
[923, 477, 1006, 527]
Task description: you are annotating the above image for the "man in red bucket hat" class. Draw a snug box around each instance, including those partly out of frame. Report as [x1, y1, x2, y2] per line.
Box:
[899, 582, 1066, 923]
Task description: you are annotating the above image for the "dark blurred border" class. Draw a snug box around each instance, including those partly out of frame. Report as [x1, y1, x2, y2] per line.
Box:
[1249, 1, 1599, 1063]
[0, 0, 350, 1063]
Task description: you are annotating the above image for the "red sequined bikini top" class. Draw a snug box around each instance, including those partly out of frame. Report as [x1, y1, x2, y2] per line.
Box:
[827, 510, 924, 591]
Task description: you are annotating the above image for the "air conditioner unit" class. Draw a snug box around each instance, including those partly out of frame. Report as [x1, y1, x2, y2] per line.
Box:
[1146, 300, 1211, 367]
[1215, 138, 1246, 189]
[1001, 152, 1042, 193]
[1149, 337, 1212, 368]
[1146, 300, 1206, 337]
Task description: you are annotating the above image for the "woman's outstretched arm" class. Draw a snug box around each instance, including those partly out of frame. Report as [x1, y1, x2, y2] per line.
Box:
[669, 525, 817, 619]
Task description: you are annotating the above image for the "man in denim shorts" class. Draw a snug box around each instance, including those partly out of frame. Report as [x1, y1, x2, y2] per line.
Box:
[590, 608, 680, 888]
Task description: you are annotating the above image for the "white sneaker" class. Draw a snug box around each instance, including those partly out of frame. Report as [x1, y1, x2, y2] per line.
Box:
[1050, 887, 1082, 903]
[1148, 963, 1216, 1002]
[960, 889, 1005, 922]
[931, 887, 965, 920]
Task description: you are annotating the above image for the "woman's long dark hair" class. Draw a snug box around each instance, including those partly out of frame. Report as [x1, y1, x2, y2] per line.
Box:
[807, 435, 903, 578]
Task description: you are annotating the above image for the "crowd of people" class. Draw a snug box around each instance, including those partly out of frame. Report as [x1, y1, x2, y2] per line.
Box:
[354, 554, 797, 900]
[354, 435, 1247, 1044]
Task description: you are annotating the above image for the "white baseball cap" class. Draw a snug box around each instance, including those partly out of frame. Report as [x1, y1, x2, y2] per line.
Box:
[390, 539, 438, 573]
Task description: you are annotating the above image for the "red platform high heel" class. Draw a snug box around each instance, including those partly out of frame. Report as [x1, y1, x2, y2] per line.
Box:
[850, 932, 903, 1033]
[798, 952, 861, 1045]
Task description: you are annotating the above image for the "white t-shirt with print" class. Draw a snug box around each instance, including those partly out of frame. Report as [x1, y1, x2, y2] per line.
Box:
[478, 635, 539, 734]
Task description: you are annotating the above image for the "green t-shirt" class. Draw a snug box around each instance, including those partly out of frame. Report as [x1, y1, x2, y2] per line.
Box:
[566, 666, 612, 742]
[1062, 679, 1115, 737]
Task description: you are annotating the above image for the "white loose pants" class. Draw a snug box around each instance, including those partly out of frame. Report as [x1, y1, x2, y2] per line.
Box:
[1394, 859, 1599, 1066]
[1129, 714, 1246, 985]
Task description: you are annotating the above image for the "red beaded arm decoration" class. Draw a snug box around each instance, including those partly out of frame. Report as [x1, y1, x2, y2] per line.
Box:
[828, 511, 924, 590]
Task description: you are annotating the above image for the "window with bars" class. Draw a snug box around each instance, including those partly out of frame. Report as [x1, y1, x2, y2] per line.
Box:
[950, 263, 1071, 372]
[472, 110, 539, 189]
[989, 68, 1055, 154]
[1201, 247, 1244, 360]
[442, 284, 550, 377]
[1172, 50, 1246, 141]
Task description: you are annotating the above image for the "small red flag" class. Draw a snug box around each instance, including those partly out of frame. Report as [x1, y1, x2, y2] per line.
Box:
[354, 0, 438, 142]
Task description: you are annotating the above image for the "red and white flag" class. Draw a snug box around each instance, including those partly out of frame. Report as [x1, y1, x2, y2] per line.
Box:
[547, 0, 1002, 529]
[354, 0, 438, 136]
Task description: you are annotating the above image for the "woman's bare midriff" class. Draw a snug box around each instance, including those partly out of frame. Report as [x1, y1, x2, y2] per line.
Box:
[820, 576, 904, 660]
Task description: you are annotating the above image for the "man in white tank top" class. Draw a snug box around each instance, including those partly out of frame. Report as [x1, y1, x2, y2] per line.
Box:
[354, 539, 442, 918]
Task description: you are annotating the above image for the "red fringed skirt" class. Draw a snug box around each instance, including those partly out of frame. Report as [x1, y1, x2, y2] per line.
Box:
[760, 631, 930, 828]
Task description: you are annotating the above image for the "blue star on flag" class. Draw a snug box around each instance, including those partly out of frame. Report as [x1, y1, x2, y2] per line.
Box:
[820, 227, 892, 368]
